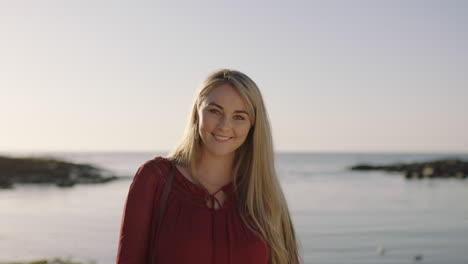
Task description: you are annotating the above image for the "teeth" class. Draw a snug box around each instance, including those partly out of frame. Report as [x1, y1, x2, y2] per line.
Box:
[214, 135, 230, 140]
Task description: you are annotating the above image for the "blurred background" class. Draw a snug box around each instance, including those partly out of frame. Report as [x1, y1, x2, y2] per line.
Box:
[1, 0, 467, 263]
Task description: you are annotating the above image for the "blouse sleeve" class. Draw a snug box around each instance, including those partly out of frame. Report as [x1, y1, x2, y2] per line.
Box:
[116, 160, 163, 264]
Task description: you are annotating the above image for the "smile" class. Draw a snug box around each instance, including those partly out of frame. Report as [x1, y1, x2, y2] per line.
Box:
[212, 133, 232, 142]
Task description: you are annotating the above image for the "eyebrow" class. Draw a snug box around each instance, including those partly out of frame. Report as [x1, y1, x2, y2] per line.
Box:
[207, 102, 249, 116]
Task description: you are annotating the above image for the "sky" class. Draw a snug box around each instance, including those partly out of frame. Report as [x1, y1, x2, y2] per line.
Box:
[1, 0, 467, 153]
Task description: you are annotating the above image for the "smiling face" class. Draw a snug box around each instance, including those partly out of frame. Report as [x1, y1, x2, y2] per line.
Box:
[197, 83, 252, 158]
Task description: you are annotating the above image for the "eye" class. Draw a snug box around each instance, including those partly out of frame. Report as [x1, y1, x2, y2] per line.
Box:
[209, 109, 220, 114]
[234, 115, 245, 120]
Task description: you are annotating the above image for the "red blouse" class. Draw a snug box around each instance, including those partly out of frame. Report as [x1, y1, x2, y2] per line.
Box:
[116, 156, 270, 264]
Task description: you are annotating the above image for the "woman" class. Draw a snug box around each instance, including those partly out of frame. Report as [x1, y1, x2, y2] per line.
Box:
[117, 69, 301, 264]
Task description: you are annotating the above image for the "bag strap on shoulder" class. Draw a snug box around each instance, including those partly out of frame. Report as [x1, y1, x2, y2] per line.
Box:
[152, 160, 175, 264]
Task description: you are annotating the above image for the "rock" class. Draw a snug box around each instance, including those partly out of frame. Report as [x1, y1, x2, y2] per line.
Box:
[411, 172, 421, 179]
[414, 254, 423, 261]
[0, 177, 13, 189]
[350, 158, 468, 180]
[0, 155, 119, 189]
[455, 172, 465, 179]
[3, 257, 90, 264]
[422, 166, 434, 177]
[350, 165, 376, 170]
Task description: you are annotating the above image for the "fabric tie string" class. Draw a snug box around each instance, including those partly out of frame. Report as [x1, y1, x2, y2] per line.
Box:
[206, 188, 224, 210]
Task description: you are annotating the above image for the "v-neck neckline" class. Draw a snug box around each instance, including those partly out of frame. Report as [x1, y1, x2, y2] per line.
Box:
[173, 163, 233, 196]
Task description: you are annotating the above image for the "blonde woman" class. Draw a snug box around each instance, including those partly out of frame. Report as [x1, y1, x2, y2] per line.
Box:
[117, 69, 301, 264]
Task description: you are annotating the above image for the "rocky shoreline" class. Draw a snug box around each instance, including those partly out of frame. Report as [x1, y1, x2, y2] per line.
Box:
[0, 155, 118, 189]
[0, 258, 92, 264]
[350, 158, 468, 179]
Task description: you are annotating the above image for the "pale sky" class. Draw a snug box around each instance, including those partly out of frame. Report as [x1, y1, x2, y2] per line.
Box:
[1, 0, 467, 153]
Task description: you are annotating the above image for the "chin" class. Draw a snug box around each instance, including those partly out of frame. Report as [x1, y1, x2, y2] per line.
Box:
[209, 148, 236, 157]
[204, 144, 238, 157]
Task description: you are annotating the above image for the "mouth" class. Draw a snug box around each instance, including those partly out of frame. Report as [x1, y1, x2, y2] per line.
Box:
[212, 133, 233, 143]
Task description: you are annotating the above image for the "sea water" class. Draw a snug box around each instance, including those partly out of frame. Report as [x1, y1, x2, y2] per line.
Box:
[0, 152, 467, 264]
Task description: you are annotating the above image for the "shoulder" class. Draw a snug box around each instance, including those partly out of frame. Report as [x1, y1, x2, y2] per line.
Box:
[134, 156, 172, 184]
[127, 156, 173, 198]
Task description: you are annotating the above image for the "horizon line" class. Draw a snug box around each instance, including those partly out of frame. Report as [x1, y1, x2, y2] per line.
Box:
[1, 149, 468, 155]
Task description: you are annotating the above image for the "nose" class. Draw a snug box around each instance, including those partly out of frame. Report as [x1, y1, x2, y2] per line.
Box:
[217, 115, 231, 130]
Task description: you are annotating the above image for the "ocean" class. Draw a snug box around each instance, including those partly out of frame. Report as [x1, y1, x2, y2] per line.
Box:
[0, 152, 467, 264]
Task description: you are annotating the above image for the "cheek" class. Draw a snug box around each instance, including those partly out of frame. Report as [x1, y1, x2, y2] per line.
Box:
[236, 124, 251, 138]
[199, 114, 216, 131]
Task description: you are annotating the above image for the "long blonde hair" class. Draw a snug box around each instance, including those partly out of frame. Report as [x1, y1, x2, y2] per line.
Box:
[167, 69, 301, 264]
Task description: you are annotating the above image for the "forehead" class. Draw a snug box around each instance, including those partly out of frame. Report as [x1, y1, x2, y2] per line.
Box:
[202, 84, 247, 110]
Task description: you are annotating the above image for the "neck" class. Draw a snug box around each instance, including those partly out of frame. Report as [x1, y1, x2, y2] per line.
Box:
[194, 148, 235, 190]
